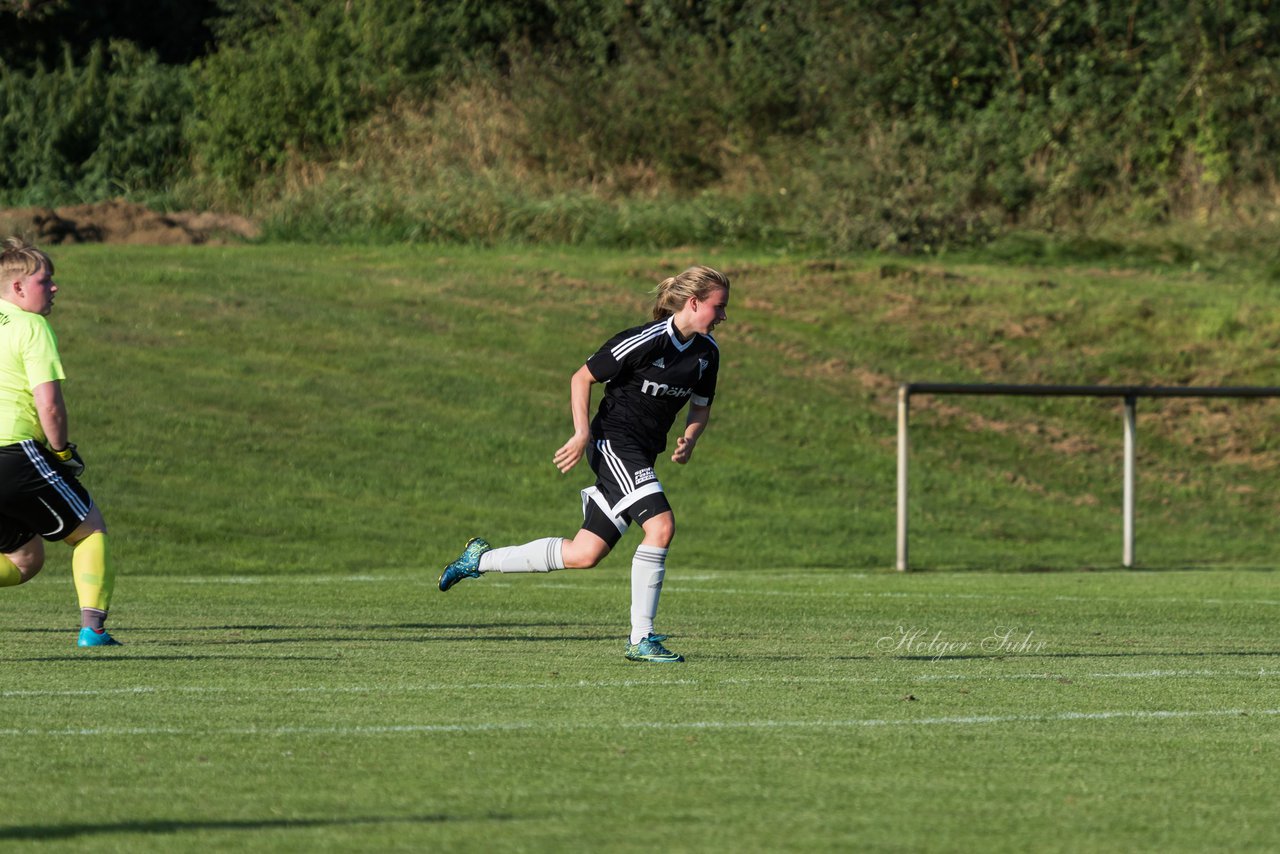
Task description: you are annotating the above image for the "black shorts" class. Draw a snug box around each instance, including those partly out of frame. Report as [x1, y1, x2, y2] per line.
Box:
[0, 440, 94, 552]
[579, 438, 672, 548]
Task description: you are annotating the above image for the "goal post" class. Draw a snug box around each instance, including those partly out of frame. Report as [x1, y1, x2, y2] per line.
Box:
[895, 383, 1280, 571]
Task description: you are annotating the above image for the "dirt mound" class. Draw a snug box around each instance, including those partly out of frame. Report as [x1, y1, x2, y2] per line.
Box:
[0, 198, 260, 246]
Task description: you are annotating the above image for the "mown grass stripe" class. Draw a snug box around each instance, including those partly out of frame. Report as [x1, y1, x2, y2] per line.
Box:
[5, 668, 1275, 700]
[123, 576, 1280, 607]
[4, 707, 1276, 739]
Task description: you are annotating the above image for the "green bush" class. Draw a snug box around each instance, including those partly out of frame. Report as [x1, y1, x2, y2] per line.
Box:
[5, 0, 1280, 251]
[0, 40, 190, 205]
[186, 0, 452, 198]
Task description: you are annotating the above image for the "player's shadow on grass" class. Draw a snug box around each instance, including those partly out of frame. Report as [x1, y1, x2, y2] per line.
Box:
[0, 813, 518, 841]
[144, 622, 614, 646]
[17, 622, 599, 633]
[9, 622, 618, 649]
[5, 654, 339, 663]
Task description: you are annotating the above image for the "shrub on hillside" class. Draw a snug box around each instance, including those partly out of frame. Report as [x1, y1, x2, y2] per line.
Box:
[0, 40, 189, 206]
[186, 0, 455, 198]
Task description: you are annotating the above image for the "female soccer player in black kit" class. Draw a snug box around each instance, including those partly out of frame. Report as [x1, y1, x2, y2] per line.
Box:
[439, 265, 730, 663]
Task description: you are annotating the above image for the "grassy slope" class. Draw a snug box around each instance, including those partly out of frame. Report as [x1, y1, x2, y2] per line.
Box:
[1, 244, 1276, 852]
[50, 243, 1280, 575]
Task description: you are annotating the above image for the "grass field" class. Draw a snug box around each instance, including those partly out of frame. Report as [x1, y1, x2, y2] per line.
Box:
[3, 567, 1277, 852]
[2, 243, 1279, 851]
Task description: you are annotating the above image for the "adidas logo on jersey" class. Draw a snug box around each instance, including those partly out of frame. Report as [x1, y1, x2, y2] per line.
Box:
[651, 358, 666, 369]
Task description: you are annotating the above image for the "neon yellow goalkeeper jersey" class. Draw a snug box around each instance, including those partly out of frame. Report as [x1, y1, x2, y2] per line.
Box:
[0, 299, 65, 445]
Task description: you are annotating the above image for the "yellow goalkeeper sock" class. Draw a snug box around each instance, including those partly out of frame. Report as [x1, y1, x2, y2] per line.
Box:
[0, 554, 23, 587]
[72, 532, 115, 613]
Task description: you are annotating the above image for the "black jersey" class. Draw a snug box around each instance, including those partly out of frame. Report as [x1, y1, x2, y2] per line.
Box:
[585, 317, 720, 459]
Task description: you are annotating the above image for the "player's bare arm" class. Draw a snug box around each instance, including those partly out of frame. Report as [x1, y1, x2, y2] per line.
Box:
[553, 364, 598, 473]
[32, 380, 68, 450]
[672, 402, 711, 464]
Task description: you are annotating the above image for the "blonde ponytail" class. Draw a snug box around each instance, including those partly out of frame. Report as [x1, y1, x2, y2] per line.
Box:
[652, 265, 730, 320]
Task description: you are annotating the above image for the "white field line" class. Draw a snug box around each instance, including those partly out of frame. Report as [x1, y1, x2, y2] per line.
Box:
[676, 588, 1280, 607]
[726, 667, 1280, 685]
[130, 574, 1280, 608]
[4, 668, 1276, 701]
[3, 707, 1278, 738]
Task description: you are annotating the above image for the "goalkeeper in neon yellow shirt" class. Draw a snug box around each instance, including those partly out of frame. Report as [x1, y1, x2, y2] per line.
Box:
[0, 237, 119, 647]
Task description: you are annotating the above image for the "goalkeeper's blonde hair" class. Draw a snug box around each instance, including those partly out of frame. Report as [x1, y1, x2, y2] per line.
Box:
[1, 237, 53, 280]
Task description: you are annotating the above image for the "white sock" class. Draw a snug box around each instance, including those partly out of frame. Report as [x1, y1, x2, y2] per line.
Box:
[630, 545, 668, 644]
[478, 537, 566, 573]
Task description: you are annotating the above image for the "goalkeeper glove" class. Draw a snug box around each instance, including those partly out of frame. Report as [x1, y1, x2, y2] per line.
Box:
[51, 443, 86, 477]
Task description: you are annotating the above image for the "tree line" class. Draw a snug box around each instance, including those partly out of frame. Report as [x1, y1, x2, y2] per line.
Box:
[2, 0, 1277, 250]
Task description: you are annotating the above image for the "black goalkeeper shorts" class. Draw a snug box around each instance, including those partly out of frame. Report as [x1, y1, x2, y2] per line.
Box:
[0, 440, 94, 552]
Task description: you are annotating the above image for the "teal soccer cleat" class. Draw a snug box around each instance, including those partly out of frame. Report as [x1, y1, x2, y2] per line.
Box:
[625, 633, 684, 663]
[77, 627, 122, 648]
[438, 537, 491, 591]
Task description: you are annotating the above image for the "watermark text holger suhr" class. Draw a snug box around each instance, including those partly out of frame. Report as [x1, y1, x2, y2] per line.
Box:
[876, 626, 1048, 660]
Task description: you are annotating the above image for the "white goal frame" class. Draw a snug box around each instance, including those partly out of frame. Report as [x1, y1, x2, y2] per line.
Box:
[895, 383, 1280, 571]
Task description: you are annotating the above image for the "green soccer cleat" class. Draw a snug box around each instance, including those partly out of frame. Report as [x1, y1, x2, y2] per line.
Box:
[438, 537, 491, 591]
[625, 633, 684, 663]
[77, 627, 122, 648]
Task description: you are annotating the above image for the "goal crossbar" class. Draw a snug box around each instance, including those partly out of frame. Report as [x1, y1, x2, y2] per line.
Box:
[896, 383, 1280, 571]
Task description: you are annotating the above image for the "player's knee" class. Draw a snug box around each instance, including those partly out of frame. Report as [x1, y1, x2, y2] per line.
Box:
[66, 510, 107, 544]
[643, 515, 675, 547]
[7, 550, 44, 580]
[663, 516, 676, 542]
[12, 536, 45, 576]
[564, 544, 608, 569]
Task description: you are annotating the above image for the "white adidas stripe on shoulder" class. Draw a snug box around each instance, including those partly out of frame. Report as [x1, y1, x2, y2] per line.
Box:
[610, 320, 669, 360]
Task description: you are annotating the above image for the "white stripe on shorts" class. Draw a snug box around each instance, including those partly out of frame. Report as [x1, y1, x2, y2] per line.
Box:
[611, 482, 664, 518]
[581, 486, 628, 534]
[595, 440, 635, 493]
[20, 440, 90, 519]
[588, 441, 666, 524]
